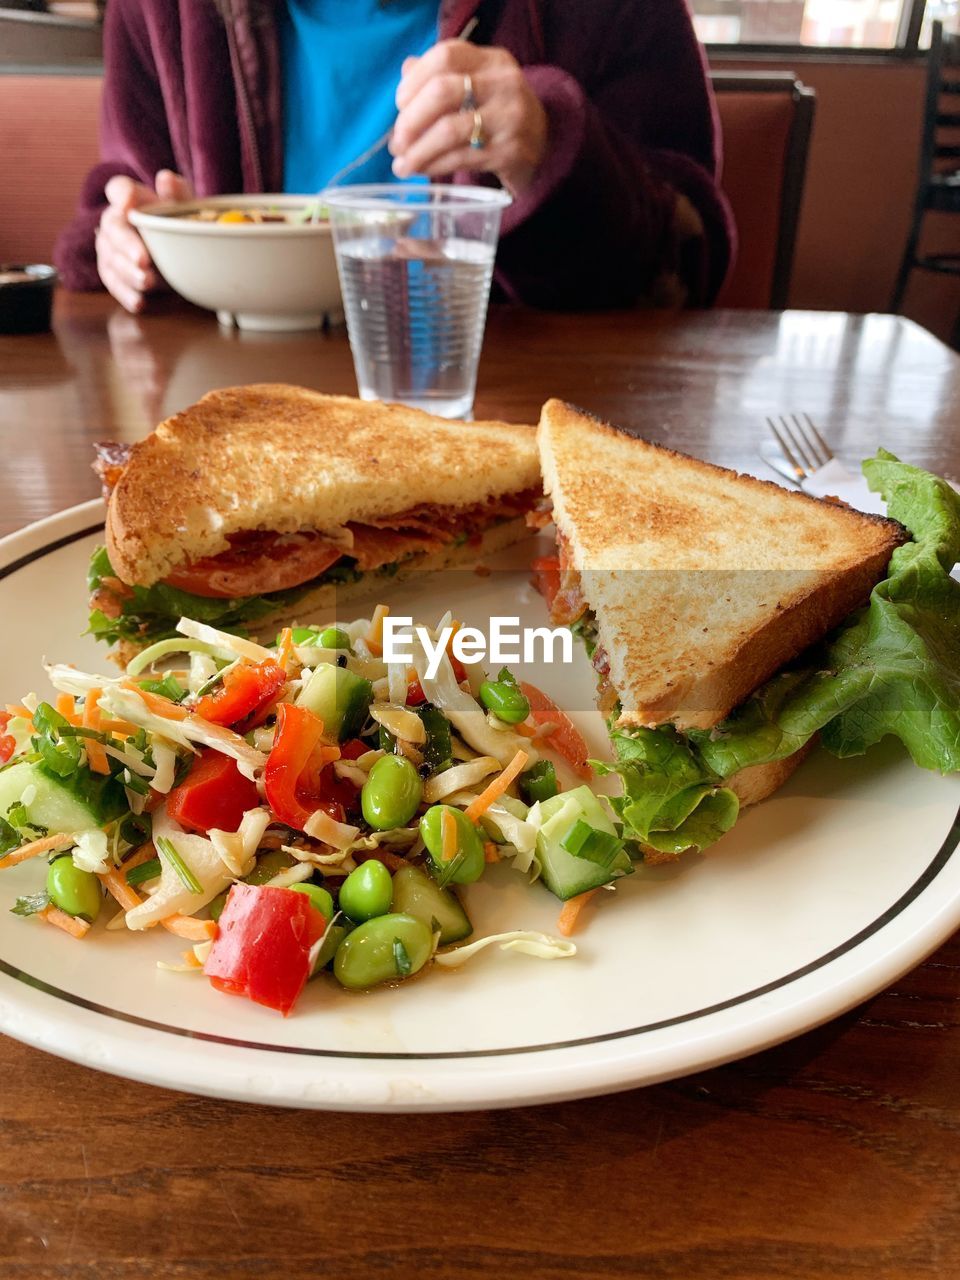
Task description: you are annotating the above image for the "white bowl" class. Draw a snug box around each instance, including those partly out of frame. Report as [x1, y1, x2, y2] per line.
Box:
[130, 195, 341, 332]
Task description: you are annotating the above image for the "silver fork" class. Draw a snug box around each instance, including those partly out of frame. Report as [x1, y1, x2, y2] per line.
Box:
[765, 412, 834, 484]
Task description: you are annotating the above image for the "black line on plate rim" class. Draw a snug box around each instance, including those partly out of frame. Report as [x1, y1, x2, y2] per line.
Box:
[0, 522, 104, 582]
[0, 520, 958, 1061]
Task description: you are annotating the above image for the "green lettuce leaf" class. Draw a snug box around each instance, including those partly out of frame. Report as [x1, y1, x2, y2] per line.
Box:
[598, 450, 960, 856]
[593, 727, 739, 855]
[692, 450, 960, 777]
[86, 546, 360, 649]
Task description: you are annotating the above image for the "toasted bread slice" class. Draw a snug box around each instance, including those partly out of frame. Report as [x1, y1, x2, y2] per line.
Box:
[538, 400, 907, 731]
[106, 386, 539, 587]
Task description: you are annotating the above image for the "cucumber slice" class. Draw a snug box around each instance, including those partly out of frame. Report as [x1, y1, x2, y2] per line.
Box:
[296, 664, 372, 742]
[391, 864, 472, 944]
[0, 760, 124, 836]
[535, 786, 632, 902]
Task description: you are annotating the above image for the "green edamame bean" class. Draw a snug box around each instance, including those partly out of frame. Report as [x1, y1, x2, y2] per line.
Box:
[46, 857, 101, 923]
[479, 679, 530, 725]
[520, 759, 558, 804]
[311, 917, 354, 975]
[319, 627, 352, 651]
[338, 860, 392, 922]
[419, 805, 485, 885]
[333, 912, 433, 990]
[289, 882, 335, 921]
[361, 755, 423, 830]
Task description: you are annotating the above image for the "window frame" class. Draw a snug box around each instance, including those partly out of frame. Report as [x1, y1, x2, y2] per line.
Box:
[698, 0, 930, 59]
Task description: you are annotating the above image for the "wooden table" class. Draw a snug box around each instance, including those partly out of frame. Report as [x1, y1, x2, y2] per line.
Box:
[1, 293, 959, 1279]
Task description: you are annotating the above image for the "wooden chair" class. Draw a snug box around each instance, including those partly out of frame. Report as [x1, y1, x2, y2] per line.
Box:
[890, 21, 960, 333]
[711, 71, 816, 309]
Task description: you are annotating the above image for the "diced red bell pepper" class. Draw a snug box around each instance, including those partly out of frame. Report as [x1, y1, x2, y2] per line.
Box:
[263, 701, 338, 830]
[166, 749, 261, 834]
[0, 712, 14, 765]
[204, 883, 327, 1015]
[196, 660, 286, 729]
[339, 738, 368, 761]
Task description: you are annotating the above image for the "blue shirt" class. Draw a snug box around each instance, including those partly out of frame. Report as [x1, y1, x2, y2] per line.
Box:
[281, 0, 438, 193]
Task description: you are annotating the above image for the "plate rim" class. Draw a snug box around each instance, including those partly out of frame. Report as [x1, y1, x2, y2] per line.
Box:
[1, 501, 959, 1110]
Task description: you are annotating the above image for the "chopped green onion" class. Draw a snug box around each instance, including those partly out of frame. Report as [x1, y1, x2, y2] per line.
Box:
[122, 770, 151, 797]
[137, 674, 187, 703]
[125, 857, 161, 887]
[393, 937, 412, 977]
[560, 819, 623, 869]
[155, 836, 202, 894]
[60, 725, 111, 744]
[519, 760, 558, 805]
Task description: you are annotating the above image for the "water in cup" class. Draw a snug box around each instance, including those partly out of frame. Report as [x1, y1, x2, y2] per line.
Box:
[337, 235, 494, 419]
[324, 186, 511, 419]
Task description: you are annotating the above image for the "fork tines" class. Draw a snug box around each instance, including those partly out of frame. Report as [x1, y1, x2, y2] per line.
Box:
[766, 412, 834, 481]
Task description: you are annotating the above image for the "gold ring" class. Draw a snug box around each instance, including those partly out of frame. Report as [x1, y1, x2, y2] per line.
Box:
[469, 107, 485, 150]
[461, 73, 477, 113]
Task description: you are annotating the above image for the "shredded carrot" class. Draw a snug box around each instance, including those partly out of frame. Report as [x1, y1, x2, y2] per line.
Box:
[163, 914, 217, 941]
[122, 681, 189, 721]
[180, 948, 204, 969]
[441, 808, 457, 862]
[38, 905, 90, 939]
[55, 693, 79, 724]
[464, 749, 530, 823]
[277, 626, 295, 670]
[97, 864, 142, 912]
[5, 703, 34, 724]
[0, 832, 73, 870]
[483, 841, 501, 864]
[366, 603, 390, 655]
[100, 718, 140, 736]
[120, 841, 156, 874]
[82, 687, 110, 774]
[557, 889, 598, 937]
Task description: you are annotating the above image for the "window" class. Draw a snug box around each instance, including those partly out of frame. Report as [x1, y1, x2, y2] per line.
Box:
[691, 0, 934, 51]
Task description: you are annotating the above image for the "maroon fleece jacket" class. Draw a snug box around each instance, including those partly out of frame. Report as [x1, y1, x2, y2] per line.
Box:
[54, 0, 735, 308]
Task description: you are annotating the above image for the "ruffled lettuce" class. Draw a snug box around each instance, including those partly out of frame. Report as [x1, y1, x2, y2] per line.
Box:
[86, 547, 360, 649]
[599, 451, 960, 857]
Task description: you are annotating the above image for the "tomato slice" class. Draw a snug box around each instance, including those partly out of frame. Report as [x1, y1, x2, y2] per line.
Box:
[165, 530, 344, 599]
[167, 750, 261, 835]
[204, 883, 327, 1015]
[196, 660, 286, 729]
[519, 681, 594, 780]
[531, 555, 561, 609]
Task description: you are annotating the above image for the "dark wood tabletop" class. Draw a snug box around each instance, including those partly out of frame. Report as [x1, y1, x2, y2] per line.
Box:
[1, 292, 959, 1280]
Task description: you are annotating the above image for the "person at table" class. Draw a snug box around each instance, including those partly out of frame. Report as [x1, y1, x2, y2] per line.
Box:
[54, 0, 735, 314]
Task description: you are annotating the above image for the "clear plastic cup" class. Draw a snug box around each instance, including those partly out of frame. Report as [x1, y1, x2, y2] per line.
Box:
[323, 184, 512, 419]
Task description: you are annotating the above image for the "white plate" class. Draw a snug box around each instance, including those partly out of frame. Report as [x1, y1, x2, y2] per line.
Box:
[1, 501, 958, 1112]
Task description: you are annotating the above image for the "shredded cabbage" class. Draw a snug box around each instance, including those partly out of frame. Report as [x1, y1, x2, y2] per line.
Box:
[125, 806, 241, 930]
[304, 809, 360, 848]
[433, 931, 576, 968]
[208, 807, 271, 877]
[175, 617, 275, 663]
[125, 637, 223, 676]
[71, 829, 110, 875]
[422, 756, 499, 803]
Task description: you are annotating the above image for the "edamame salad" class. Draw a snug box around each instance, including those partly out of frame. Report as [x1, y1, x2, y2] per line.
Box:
[0, 609, 634, 1015]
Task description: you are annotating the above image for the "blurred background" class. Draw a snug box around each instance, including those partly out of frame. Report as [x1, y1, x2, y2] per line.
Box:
[2, 0, 959, 344]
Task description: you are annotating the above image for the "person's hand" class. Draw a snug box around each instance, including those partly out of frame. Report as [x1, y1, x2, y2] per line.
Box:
[390, 41, 548, 196]
[97, 169, 193, 313]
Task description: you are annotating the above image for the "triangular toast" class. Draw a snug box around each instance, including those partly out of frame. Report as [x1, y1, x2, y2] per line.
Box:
[538, 399, 906, 731]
